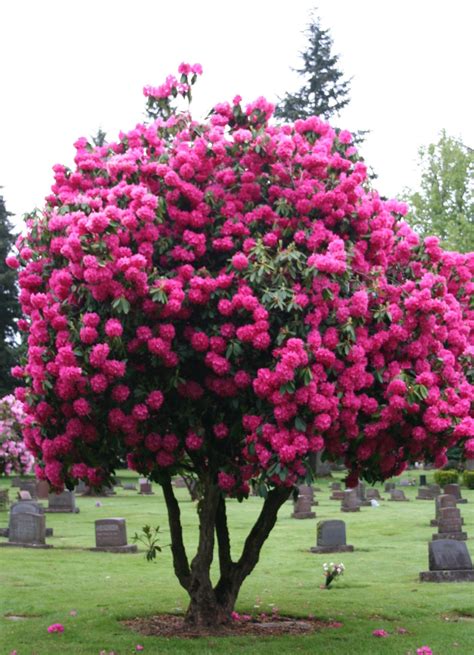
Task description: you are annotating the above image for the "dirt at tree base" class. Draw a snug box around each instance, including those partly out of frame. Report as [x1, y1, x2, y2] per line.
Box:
[122, 613, 336, 638]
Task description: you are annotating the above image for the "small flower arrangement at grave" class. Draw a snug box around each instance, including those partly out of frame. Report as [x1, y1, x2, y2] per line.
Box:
[322, 562, 345, 588]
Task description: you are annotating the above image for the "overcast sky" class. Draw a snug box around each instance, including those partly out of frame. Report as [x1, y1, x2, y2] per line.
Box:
[1, 0, 473, 229]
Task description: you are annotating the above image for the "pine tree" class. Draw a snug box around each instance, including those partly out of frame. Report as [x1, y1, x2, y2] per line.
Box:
[0, 193, 21, 395]
[275, 13, 351, 121]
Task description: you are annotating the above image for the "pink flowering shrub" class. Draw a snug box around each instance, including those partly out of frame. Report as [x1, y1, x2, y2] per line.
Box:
[8, 65, 474, 495]
[0, 395, 34, 475]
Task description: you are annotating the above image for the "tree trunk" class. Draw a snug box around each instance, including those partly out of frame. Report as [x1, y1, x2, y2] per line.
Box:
[160, 474, 292, 626]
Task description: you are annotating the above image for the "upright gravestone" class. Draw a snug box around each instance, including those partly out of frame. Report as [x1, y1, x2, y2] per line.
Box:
[75, 480, 88, 495]
[0, 489, 9, 511]
[90, 518, 137, 553]
[399, 479, 410, 487]
[330, 482, 341, 491]
[0, 512, 52, 549]
[8, 501, 53, 537]
[389, 489, 409, 502]
[19, 480, 37, 499]
[36, 480, 50, 500]
[431, 494, 459, 527]
[46, 491, 80, 513]
[138, 479, 154, 495]
[420, 540, 474, 582]
[419, 474, 427, 486]
[466, 459, 474, 471]
[310, 520, 354, 553]
[417, 487, 434, 500]
[173, 477, 187, 488]
[366, 488, 383, 501]
[356, 482, 371, 507]
[341, 489, 360, 512]
[444, 484, 467, 504]
[384, 482, 396, 492]
[123, 482, 137, 491]
[292, 493, 316, 519]
[433, 507, 467, 541]
[298, 484, 318, 506]
[428, 484, 441, 497]
[11, 477, 21, 488]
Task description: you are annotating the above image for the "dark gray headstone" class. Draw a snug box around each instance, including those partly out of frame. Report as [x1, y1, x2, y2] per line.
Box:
[389, 489, 409, 501]
[292, 493, 316, 519]
[310, 519, 354, 553]
[420, 540, 474, 582]
[384, 482, 396, 492]
[366, 488, 383, 501]
[429, 540, 472, 570]
[419, 474, 427, 486]
[0, 512, 52, 549]
[330, 482, 341, 491]
[123, 482, 137, 491]
[91, 518, 137, 553]
[8, 500, 53, 537]
[75, 480, 88, 495]
[46, 491, 79, 513]
[341, 489, 360, 512]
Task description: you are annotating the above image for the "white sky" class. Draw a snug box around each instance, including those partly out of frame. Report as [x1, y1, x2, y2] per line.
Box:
[1, 0, 473, 229]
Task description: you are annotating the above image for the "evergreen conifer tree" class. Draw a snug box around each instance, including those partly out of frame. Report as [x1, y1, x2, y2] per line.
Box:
[275, 12, 351, 121]
[0, 193, 20, 395]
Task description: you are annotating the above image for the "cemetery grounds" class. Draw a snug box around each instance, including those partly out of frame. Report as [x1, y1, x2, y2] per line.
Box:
[1, 471, 473, 655]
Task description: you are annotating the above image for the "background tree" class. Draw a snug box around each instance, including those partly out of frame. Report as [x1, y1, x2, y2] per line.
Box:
[0, 194, 20, 395]
[275, 12, 351, 122]
[404, 131, 474, 252]
[11, 66, 473, 627]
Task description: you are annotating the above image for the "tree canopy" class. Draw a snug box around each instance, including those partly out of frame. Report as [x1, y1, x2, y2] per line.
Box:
[10, 65, 474, 625]
[404, 131, 474, 253]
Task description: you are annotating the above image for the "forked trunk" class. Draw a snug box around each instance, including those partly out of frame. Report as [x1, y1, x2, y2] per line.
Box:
[161, 475, 292, 626]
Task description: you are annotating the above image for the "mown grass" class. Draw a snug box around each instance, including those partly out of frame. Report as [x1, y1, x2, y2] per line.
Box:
[1, 471, 473, 655]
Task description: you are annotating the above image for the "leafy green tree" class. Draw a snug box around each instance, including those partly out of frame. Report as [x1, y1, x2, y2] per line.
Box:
[404, 131, 474, 252]
[275, 12, 351, 122]
[0, 193, 20, 395]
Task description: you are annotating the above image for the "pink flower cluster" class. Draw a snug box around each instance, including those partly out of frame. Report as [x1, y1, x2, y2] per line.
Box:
[0, 395, 34, 476]
[10, 66, 473, 494]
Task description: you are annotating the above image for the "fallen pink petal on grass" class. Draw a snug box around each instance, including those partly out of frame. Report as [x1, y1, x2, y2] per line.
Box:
[47, 623, 64, 633]
[372, 629, 389, 637]
[136, 646, 144, 652]
[396, 626, 408, 634]
[416, 648, 433, 655]
[69, 610, 77, 616]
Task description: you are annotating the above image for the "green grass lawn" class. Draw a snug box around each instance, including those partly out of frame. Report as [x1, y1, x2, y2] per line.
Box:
[1, 472, 473, 655]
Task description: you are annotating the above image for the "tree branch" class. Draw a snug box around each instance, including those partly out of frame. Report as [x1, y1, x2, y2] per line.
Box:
[215, 494, 233, 578]
[161, 476, 191, 590]
[234, 486, 292, 586]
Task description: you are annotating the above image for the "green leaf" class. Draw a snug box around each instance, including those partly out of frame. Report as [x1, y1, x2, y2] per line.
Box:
[294, 416, 307, 432]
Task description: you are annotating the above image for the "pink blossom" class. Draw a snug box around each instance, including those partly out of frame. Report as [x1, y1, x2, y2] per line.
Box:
[372, 629, 389, 637]
[47, 623, 64, 633]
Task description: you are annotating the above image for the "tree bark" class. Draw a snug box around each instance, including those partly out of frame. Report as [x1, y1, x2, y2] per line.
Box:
[161, 475, 292, 627]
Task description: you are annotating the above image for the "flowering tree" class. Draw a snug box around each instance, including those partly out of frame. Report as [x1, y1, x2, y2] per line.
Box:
[9, 65, 473, 625]
[0, 394, 34, 475]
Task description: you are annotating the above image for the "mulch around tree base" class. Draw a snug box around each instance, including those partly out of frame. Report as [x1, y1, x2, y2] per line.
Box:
[123, 613, 334, 638]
